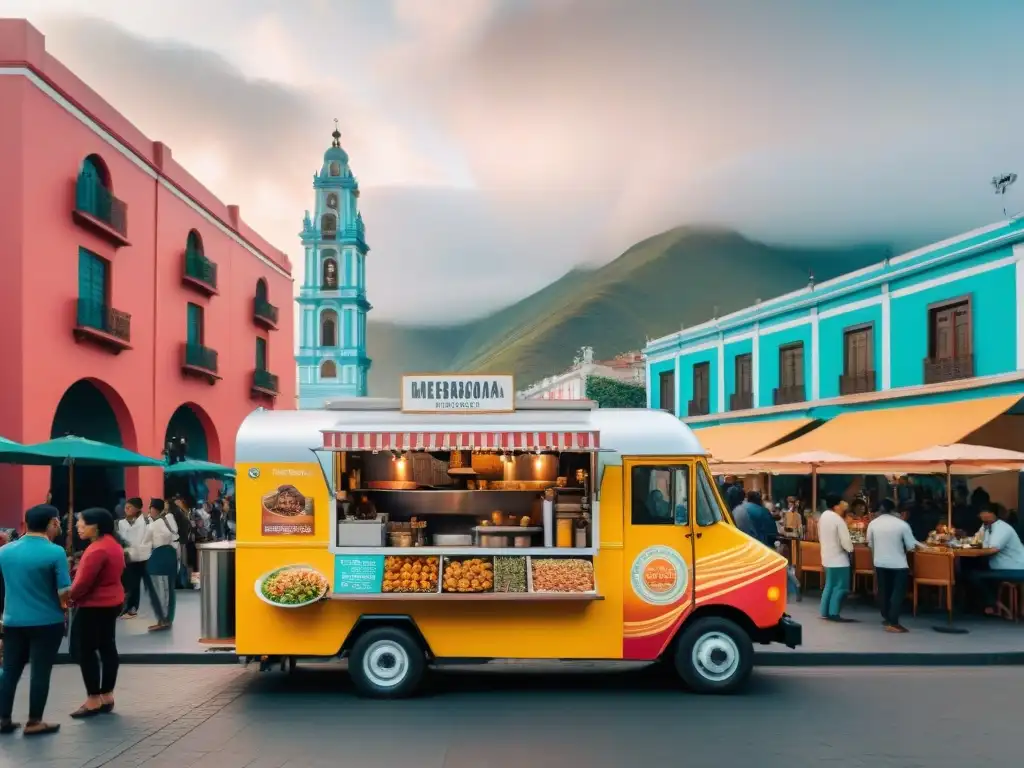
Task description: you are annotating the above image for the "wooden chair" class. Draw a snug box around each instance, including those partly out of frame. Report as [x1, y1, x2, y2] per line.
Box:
[853, 546, 875, 595]
[798, 541, 824, 591]
[997, 582, 1019, 621]
[912, 551, 954, 621]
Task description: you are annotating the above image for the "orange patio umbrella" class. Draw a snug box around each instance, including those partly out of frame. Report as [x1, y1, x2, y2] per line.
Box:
[868, 443, 1024, 528]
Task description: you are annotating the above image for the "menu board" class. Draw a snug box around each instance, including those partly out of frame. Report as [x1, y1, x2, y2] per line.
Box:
[334, 555, 384, 594]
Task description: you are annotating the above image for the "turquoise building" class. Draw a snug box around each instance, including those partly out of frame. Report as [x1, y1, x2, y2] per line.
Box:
[643, 217, 1024, 462]
[296, 125, 372, 408]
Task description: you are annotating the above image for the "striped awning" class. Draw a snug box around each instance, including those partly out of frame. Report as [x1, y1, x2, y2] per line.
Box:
[321, 430, 600, 452]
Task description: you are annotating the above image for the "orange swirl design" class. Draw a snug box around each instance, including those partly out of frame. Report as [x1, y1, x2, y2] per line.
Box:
[624, 542, 787, 641]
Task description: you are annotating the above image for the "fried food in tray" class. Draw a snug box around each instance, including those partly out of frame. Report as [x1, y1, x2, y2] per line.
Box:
[442, 556, 494, 593]
[382, 555, 439, 593]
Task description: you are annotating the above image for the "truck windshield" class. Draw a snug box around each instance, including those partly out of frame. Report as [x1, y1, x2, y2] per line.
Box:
[695, 464, 725, 526]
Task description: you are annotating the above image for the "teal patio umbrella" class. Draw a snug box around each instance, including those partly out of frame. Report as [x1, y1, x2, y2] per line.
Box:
[164, 458, 235, 478]
[20, 435, 164, 551]
[0, 435, 55, 465]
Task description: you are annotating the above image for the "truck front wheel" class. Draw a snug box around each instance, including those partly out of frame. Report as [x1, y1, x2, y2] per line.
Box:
[348, 626, 426, 699]
[673, 616, 753, 694]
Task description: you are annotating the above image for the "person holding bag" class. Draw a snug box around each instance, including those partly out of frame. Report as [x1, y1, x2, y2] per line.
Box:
[68, 508, 124, 719]
[144, 499, 178, 632]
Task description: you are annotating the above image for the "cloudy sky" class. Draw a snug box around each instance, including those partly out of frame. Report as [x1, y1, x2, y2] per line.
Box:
[9, 0, 1024, 322]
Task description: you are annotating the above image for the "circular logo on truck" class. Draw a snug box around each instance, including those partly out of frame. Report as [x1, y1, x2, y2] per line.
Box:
[630, 546, 689, 606]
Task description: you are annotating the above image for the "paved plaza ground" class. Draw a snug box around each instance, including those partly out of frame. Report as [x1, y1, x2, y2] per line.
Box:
[2, 664, 1020, 767]
[71, 589, 1024, 666]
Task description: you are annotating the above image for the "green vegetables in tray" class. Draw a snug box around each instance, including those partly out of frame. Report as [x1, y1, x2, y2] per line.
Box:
[493, 556, 527, 593]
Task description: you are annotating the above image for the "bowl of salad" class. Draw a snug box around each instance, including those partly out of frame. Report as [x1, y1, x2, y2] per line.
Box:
[255, 565, 330, 608]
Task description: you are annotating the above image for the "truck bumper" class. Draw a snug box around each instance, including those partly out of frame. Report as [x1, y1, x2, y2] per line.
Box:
[772, 614, 802, 649]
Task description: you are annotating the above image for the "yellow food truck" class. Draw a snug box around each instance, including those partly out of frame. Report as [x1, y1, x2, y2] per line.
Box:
[227, 374, 800, 698]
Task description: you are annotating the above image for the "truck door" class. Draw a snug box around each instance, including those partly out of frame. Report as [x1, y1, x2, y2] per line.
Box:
[622, 459, 695, 661]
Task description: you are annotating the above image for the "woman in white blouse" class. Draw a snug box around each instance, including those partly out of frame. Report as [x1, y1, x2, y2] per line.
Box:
[143, 499, 178, 632]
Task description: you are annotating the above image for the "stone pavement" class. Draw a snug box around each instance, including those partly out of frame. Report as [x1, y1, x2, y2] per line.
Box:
[74, 588, 1024, 667]
[3, 664, 1022, 767]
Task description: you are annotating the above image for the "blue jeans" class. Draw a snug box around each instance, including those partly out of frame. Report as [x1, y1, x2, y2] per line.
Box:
[820, 566, 850, 618]
[0, 623, 64, 722]
[786, 567, 800, 596]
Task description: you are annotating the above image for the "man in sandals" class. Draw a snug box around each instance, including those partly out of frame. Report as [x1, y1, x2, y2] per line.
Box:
[0, 504, 71, 736]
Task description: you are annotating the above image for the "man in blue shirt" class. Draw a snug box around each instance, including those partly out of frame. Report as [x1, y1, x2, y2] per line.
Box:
[0, 504, 70, 736]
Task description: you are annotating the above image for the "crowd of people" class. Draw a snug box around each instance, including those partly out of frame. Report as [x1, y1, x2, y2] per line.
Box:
[721, 480, 1024, 633]
[0, 490, 234, 737]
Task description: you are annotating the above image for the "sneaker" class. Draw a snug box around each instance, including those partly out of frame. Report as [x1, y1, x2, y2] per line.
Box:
[827, 616, 859, 623]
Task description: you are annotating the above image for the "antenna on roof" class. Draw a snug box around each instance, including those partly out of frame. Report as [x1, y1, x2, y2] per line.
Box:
[992, 172, 1017, 217]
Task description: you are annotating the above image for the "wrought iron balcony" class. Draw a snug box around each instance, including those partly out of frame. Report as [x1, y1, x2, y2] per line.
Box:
[73, 175, 129, 246]
[73, 299, 132, 353]
[253, 296, 279, 329]
[252, 368, 279, 397]
[182, 342, 220, 383]
[182, 247, 218, 295]
[687, 397, 710, 417]
[773, 384, 806, 406]
[839, 370, 877, 396]
[923, 354, 974, 385]
[729, 391, 754, 411]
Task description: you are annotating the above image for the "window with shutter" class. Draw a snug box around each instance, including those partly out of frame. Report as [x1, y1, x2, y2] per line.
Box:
[658, 370, 675, 413]
[187, 303, 204, 346]
[256, 337, 267, 371]
[77, 248, 108, 328]
[926, 298, 973, 383]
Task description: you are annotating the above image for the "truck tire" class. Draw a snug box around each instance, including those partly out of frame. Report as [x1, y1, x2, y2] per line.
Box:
[348, 626, 426, 699]
[673, 616, 753, 694]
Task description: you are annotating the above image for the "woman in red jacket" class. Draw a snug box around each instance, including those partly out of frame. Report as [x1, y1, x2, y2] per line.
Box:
[68, 508, 124, 718]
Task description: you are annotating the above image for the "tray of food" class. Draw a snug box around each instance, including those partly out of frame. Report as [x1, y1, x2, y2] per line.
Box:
[529, 557, 596, 593]
[442, 556, 494, 593]
[493, 556, 528, 593]
[382, 555, 440, 593]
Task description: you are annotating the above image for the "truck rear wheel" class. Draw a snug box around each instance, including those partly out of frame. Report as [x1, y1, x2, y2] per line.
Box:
[673, 617, 753, 694]
[348, 626, 426, 699]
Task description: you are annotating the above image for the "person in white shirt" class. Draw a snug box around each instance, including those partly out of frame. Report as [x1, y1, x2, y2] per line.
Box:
[867, 499, 923, 633]
[143, 499, 179, 632]
[818, 494, 855, 622]
[116, 498, 151, 618]
[969, 506, 1024, 615]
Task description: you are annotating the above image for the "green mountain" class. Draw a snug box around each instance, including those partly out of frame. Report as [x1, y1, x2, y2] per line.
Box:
[367, 227, 889, 396]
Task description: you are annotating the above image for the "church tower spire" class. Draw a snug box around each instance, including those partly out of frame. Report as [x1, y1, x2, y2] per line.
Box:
[295, 122, 372, 407]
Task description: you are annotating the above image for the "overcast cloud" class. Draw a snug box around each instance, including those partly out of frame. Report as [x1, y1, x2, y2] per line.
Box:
[8, 0, 1024, 322]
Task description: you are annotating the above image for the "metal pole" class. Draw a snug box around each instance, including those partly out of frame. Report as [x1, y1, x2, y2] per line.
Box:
[65, 461, 74, 554]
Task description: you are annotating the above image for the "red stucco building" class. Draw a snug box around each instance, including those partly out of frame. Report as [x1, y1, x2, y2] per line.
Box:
[0, 20, 296, 525]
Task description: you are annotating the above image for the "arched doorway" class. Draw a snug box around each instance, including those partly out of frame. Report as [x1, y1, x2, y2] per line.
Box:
[49, 378, 135, 514]
[164, 403, 220, 503]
